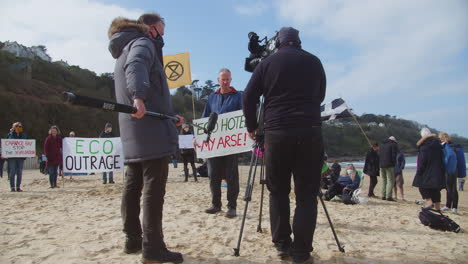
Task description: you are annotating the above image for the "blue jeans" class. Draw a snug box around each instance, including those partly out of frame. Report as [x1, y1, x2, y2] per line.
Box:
[48, 165, 59, 187]
[0, 159, 5, 178]
[103, 171, 114, 183]
[8, 158, 24, 190]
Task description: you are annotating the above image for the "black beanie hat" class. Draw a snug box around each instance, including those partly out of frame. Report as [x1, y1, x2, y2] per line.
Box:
[278, 27, 301, 47]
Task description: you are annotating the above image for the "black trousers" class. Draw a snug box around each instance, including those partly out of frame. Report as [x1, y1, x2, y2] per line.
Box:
[121, 157, 169, 258]
[207, 154, 239, 209]
[368, 175, 378, 196]
[182, 153, 197, 181]
[265, 128, 323, 257]
[419, 188, 441, 203]
[446, 172, 459, 209]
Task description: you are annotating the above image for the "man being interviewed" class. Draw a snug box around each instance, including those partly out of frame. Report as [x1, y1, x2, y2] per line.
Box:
[108, 13, 184, 264]
[201, 68, 243, 218]
[243, 27, 326, 264]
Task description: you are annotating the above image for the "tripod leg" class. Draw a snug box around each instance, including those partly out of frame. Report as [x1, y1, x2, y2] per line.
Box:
[318, 191, 345, 253]
[257, 156, 266, 233]
[234, 146, 260, 257]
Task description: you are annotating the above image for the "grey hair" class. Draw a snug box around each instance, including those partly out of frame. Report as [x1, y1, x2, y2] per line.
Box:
[218, 68, 231, 74]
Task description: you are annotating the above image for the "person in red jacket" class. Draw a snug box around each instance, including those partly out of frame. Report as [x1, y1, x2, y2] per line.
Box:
[44, 126, 63, 188]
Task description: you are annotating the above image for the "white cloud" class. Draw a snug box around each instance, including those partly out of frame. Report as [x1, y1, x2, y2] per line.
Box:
[0, 0, 143, 74]
[235, 1, 269, 16]
[274, 0, 468, 100]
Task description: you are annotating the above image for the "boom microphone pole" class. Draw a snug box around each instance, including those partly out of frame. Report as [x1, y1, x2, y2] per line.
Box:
[63, 92, 218, 137]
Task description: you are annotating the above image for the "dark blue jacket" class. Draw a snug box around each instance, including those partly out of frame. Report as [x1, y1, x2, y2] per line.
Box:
[202, 87, 243, 117]
[394, 151, 406, 175]
[7, 132, 27, 139]
[336, 173, 361, 190]
[442, 143, 457, 174]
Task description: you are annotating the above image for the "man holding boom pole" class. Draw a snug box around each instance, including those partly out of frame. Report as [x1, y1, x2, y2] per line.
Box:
[108, 13, 184, 263]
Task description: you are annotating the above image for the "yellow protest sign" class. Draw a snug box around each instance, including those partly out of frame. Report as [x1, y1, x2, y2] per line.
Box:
[163, 52, 192, 89]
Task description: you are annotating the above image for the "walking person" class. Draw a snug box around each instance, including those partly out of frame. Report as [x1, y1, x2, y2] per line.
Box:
[243, 27, 326, 264]
[100, 123, 115, 184]
[439, 133, 459, 213]
[200, 68, 243, 218]
[7, 122, 27, 192]
[44, 126, 63, 188]
[413, 128, 445, 211]
[379, 136, 399, 201]
[363, 142, 379, 198]
[109, 13, 185, 263]
[393, 150, 406, 200]
[180, 124, 197, 182]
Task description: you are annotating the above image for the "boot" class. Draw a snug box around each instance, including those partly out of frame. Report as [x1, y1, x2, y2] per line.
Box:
[184, 168, 189, 182]
[192, 168, 198, 182]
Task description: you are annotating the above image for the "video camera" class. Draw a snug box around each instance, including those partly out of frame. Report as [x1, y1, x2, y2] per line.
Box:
[244, 31, 278, 72]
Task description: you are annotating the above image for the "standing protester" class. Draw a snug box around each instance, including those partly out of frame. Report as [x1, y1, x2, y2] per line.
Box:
[44, 126, 63, 188]
[363, 142, 380, 198]
[100, 123, 115, 184]
[393, 150, 406, 200]
[180, 124, 197, 182]
[0, 147, 5, 178]
[109, 13, 185, 263]
[201, 68, 242, 218]
[7, 122, 27, 192]
[412, 128, 445, 211]
[39, 153, 47, 174]
[439, 133, 458, 213]
[243, 27, 326, 264]
[379, 136, 399, 201]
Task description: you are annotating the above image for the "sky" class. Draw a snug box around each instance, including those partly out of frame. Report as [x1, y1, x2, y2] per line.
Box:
[1, 0, 467, 137]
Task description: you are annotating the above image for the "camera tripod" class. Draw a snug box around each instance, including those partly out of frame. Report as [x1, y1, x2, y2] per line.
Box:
[233, 133, 345, 257]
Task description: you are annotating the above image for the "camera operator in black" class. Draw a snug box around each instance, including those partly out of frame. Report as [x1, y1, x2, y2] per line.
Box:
[180, 124, 197, 182]
[243, 27, 326, 264]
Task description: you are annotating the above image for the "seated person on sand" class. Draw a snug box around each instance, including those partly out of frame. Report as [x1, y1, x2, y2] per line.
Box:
[325, 164, 361, 202]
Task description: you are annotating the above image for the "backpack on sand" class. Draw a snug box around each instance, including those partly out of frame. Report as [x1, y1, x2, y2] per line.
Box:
[419, 208, 461, 233]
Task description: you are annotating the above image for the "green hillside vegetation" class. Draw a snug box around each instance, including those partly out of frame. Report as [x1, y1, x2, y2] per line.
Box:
[1, 49, 467, 157]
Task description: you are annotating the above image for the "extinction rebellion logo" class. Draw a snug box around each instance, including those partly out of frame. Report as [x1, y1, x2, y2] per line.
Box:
[164, 61, 184, 81]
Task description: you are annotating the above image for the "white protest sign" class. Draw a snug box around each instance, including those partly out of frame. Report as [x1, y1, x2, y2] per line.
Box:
[193, 110, 254, 159]
[179, 135, 194, 149]
[1, 139, 36, 158]
[62, 137, 124, 173]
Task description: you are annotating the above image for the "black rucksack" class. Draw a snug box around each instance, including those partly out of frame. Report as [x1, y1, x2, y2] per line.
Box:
[419, 208, 461, 233]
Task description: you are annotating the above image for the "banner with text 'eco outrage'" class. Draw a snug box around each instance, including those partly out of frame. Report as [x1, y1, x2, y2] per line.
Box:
[62, 138, 123, 173]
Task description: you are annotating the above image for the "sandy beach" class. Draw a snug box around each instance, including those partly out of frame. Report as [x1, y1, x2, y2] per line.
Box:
[1, 166, 467, 264]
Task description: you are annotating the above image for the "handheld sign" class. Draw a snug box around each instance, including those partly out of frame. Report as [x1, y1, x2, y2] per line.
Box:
[193, 110, 254, 159]
[179, 135, 194, 149]
[1, 139, 36, 158]
[62, 137, 124, 173]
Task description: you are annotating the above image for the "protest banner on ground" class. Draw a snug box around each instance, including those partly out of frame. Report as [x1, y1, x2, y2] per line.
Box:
[179, 135, 194, 149]
[193, 110, 254, 159]
[1, 139, 36, 158]
[62, 137, 123, 173]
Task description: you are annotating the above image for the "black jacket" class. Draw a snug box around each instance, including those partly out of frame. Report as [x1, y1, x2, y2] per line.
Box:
[412, 135, 445, 189]
[379, 139, 399, 168]
[363, 149, 380, 177]
[243, 46, 326, 132]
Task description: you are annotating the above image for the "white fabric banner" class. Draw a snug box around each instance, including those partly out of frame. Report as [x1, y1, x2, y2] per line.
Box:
[62, 137, 124, 173]
[179, 135, 194, 149]
[1, 139, 36, 158]
[193, 110, 254, 159]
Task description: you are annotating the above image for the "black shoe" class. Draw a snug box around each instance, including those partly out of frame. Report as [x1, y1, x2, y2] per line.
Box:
[11, 188, 16, 192]
[142, 249, 183, 263]
[124, 236, 142, 254]
[275, 246, 291, 259]
[205, 206, 221, 214]
[225, 208, 237, 218]
[109, 181, 115, 184]
[293, 254, 312, 264]
[103, 182, 107, 184]
[16, 188, 23, 192]
[382, 197, 387, 200]
[386, 198, 396, 202]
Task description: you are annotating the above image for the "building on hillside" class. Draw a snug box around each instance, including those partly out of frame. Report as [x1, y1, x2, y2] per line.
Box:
[1, 41, 52, 62]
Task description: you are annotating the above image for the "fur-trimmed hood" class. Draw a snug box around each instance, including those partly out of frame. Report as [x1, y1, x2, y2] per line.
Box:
[108, 17, 147, 39]
[108, 17, 148, 59]
[416, 134, 438, 146]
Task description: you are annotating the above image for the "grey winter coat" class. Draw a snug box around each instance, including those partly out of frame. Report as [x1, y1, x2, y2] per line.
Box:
[108, 18, 178, 163]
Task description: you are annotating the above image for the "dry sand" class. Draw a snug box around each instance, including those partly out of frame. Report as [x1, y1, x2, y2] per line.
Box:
[1, 166, 467, 264]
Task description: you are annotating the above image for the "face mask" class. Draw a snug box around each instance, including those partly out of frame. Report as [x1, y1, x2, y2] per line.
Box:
[184, 128, 189, 132]
[347, 169, 354, 175]
[16, 127, 23, 133]
[106, 128, 112, 133]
